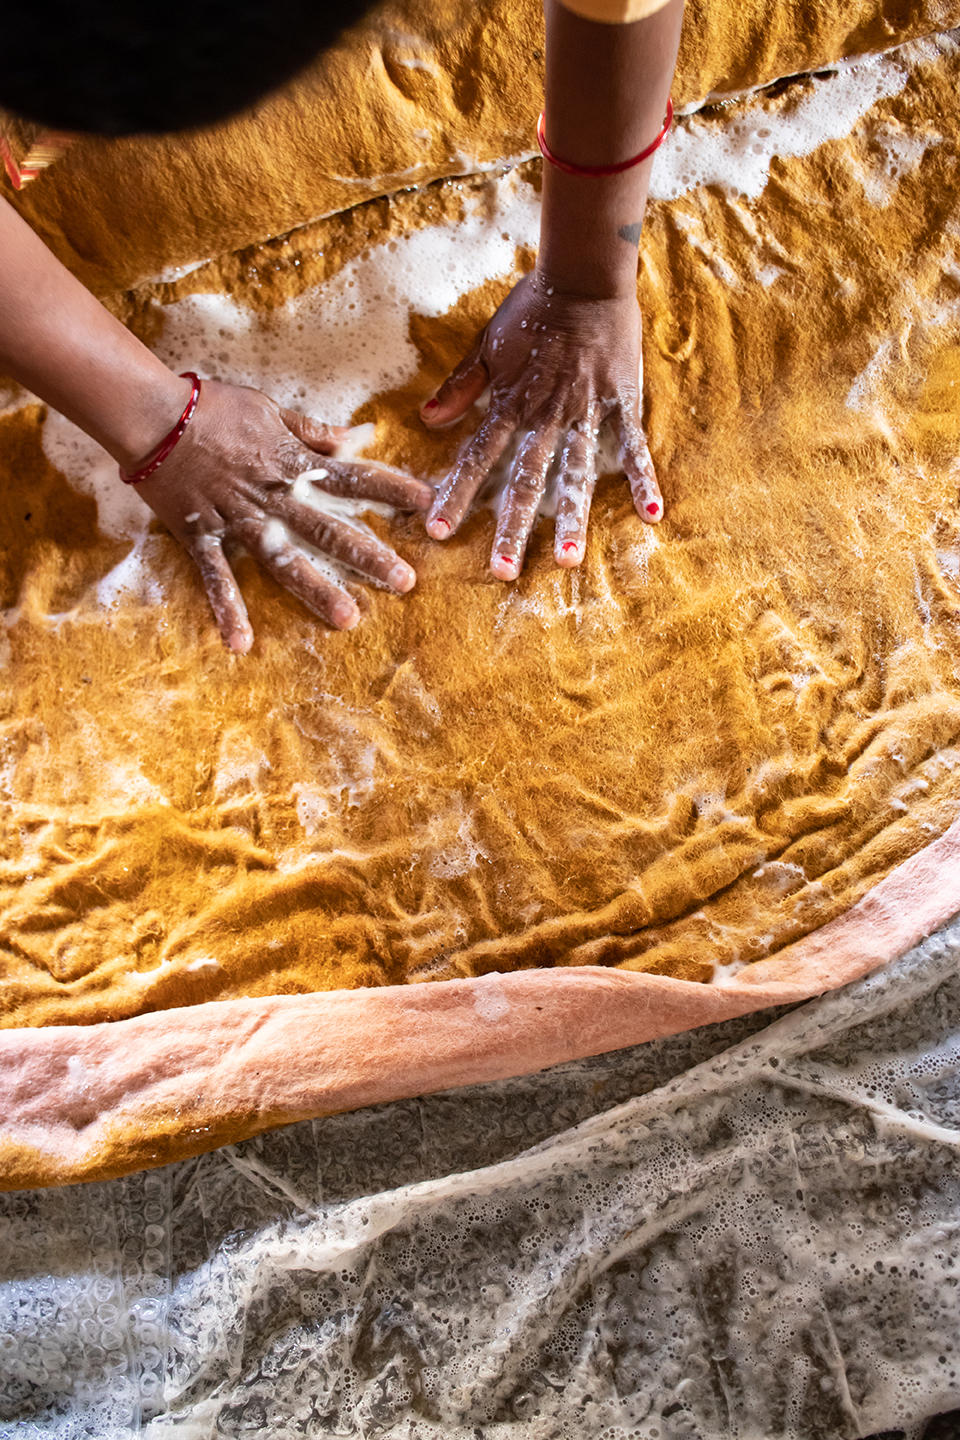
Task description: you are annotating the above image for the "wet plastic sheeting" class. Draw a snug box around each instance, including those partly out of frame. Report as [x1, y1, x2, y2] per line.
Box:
[1, 922, 959, 1439]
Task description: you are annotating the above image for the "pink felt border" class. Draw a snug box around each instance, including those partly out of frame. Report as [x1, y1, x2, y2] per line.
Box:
[3, 812, 959, 1189]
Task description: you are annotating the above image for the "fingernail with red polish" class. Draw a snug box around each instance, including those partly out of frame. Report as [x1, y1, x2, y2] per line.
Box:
[422, 398, 439, 413]
[646, 501, 660, 516]
[562, 541, 578, 556]
[427, 516, 451, 539]
[499, 554, 517, 572]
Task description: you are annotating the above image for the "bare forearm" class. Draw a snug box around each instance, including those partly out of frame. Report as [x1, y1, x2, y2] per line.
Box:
[538, 0, 684, 297]
[0, 198, 189, 469]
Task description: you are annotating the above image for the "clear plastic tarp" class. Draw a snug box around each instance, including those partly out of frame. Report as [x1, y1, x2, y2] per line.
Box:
[2, 918, 960, 1440]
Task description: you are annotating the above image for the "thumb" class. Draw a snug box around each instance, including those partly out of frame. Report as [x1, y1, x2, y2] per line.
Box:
[279, 408, 349, 454]
[421, 335, 488, 428]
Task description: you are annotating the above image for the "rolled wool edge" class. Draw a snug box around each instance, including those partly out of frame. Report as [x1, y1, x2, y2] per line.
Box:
[3, 811, 960, 1191]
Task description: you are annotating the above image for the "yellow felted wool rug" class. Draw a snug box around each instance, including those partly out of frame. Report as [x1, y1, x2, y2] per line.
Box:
[3, 0, 958, 295]
[4, 7, 960, 1188]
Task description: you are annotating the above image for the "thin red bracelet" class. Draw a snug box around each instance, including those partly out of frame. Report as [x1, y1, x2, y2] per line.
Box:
[536, 98, 674, 178]
[119, 372, 202, 485]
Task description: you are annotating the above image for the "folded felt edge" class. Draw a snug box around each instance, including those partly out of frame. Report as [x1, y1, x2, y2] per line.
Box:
[2, 811, 959, 1191]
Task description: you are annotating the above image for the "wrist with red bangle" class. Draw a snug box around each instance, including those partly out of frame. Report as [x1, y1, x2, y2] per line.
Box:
[119, 372, 202, 485]
[537, 97, 673, 178]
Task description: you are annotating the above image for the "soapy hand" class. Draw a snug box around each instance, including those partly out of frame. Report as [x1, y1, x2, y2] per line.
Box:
[137, 379, 433, 653]
[420, 271, 661, 578]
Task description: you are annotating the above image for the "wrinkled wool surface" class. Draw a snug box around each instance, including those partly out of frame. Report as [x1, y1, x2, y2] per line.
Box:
[1, 920, 958, 1439]
[5, 34, 960, 1015]
[4, 23, 960, 1184]
[3, 0, 958, 293]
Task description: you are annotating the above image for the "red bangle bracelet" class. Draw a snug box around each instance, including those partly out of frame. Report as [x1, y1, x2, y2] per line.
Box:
[119, 372, 202, 485]
[536, 98, 674, 178]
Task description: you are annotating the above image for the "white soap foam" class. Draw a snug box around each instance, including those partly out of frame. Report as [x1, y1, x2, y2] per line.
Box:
[96, 538, 166, 607]
[0, 381, 36, 418]
[333, 421, 376, 461]
[42, 418, 149, 541]
[711, 958, 750, 986]
[291, 782, 332, 837]
[32, 39, 946, 595]
[845, 287, 960, 438]
[936, 548, 960, 587]
[148, 256, 212, 286]
[65, 1055, 89, 1092]
[39, 172, 540, 567]
[472, 973, 511, 1022]
[650, 34, 946, 204]
[157, 169, 540, 427]
[127, 958, 174, 984]
[428, 805, 488, 879]
[843, 121, 942, 208]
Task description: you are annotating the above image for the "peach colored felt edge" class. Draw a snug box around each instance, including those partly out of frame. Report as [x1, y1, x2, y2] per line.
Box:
[3, 811, 960, 1190]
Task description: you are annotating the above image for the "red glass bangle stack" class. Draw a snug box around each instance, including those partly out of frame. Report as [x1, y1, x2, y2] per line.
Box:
[536, 97, 674, 177]
[119, 372, 202, 485]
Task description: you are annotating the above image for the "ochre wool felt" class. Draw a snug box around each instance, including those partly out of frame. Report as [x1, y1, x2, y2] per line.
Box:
[3, 812, 960, 1190]
[1, 0, 958, 297]
[3, 11, 960, 1188]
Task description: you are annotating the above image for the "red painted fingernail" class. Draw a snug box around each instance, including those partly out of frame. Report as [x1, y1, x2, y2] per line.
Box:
[646, 501, 660, 516]
[500, 555, 517, 569]
[562, 541, 578, 554]
[423, 398, 439, 412]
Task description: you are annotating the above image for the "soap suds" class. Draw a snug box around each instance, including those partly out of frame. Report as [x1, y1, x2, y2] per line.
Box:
[843, 121, 942, 208]
[846, 288, 960, 437]
[472, 973, 511, 1022]
[41, 173, 540, 547]
[428, 804, 488, 879]
[651, 34, 947, 204]
[97, 538, 166, 606]
[292, 782, 332, 837]
[39, 39, 945, 549]
[157, 171, 540, 427]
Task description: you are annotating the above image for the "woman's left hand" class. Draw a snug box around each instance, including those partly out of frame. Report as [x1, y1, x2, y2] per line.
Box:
[419, 270, 662, 579]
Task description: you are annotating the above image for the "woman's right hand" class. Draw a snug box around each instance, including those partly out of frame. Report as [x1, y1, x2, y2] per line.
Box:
[0, 200, 432, 653]
[135, 378, 434, 653]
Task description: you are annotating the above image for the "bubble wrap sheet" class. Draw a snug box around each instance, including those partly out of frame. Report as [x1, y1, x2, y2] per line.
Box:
[2, 920, 960, 1440]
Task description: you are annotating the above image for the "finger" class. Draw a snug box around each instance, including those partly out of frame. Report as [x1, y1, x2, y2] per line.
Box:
[426, 409, 516, 540]
[248, 527, 361, 630]
[421, 334, 489, 428]
[491, 427, 558, 581]
[289, 457, 433, 513]
[553, 424, 598, 568]
[615, 409, 663, 523]
[279, 408, 350, 455]
[271, 500, 416, 594]
[184, 534, 253, 654]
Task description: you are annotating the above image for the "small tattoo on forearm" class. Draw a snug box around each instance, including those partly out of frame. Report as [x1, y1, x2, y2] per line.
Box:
[618, 222, 642, 247]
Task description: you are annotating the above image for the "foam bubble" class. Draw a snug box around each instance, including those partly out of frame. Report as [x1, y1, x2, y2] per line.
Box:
[156, 170, 541, 428]
[651, 35, 945, 204]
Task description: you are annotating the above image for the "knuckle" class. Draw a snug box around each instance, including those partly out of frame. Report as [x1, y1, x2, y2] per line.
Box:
[511, 470, 543, 507]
